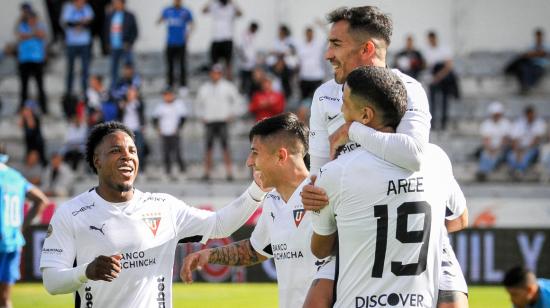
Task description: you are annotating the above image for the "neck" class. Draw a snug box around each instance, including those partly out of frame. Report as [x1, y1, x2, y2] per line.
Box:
[96, 183, 134, 203]
[275, 166, 308, 203]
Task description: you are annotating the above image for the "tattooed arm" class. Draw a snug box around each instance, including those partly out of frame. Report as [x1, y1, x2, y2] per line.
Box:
[180, 239, 268, 282]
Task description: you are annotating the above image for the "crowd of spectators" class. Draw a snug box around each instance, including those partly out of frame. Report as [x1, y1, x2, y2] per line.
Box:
[1, 0, 549, 185]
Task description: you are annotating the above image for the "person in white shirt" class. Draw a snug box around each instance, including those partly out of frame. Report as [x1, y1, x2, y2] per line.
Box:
[202, 0, 242, 79]
[296, 26, 326, 123]
[41, 152, 74, 197]
[300, 6, 468, 308]
[311, 66, 467, 308]
[152, 87, 188, 178]
[507, 105, 547, 178]
[424, 30, 459, 131]
[237, 21, 260, 98]
[181, 113, 335, 308]
[120, 86, 147, 171]
[40, 121, 267, 308]
[196, 64, 241, 181]
[476, 101, 512, 181]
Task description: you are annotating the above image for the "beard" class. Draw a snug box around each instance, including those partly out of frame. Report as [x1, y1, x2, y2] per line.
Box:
[116, 183, 133, 192]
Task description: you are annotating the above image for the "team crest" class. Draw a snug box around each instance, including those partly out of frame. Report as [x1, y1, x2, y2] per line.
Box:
[46, 224, 53, 238]
[293, 209, 305, 227]
[142, 212, 162, 236]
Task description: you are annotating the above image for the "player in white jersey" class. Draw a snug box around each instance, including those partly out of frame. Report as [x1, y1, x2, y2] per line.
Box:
[301, 6, 468, 307]
[181, 113, 335, 308]
[311, 66, 464, 307]
[40, 122, 268, 308]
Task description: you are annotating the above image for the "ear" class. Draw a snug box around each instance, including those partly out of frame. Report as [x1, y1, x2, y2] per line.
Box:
[277, 147, 289, 164]
[93, 152, 101, 172]
[363, 41, 377, 60]
[360, 106, 375, 125]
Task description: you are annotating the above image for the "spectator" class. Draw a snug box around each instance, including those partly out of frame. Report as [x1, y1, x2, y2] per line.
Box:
[424, 30, 460, 131]
[249, 75, 285, 122]
[508, 106, 547, 179]
[503, 265, 550, 308]
[476, 101, 512, 181]
[21, 150, 43, 186]
[505, 28, 550, 95]
[237, 21, 260, 98]
[394, 34, 425, 79]
[196, 64, 240, 181]
[270, 55, 294, 100]
[203, 0, 242, 79]
[86, 74, 108, 126]
[62, 114, 88, 171]
[19, 100, 47, 166]
[272, 24, 295, 58]
[16, 6, 49, 114]
[105, 0, 138, 87]
[41, 152, 74, 197]
[89, 0, 109, 56]
[44, 0, 66, 45]
[61, 0, 94, 96]
[152, 88, 188, 179]
[111, 62, 141, 102]
[158, 0, 194, 91]
[541, 134, 550, 183]
[120, 86, 147, 171]
[296, 26, 326, 123]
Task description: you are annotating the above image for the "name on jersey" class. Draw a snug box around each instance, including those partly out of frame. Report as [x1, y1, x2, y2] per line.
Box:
[271, 243, 304, 261]
[355, 293, 425, 307]
[319, 95, 340, 102]
[120, 250, 157, 269]
[72, 203, 95, 216]
[338, 142, 361, 155]
[266, 194, 281, 201]
[387, 177, 424, 196]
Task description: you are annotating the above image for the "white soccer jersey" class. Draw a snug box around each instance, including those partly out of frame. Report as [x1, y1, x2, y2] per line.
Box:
[308, 69, 431, 173]
[313, 144, 454, 308]
[40, 187, 260, 308]
[250, 179, 334, 308]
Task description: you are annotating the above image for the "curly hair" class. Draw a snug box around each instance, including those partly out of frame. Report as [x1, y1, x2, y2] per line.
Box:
[346, 66, 407, 130]
[327, 6, 393, 45]
[85, 121, 135, 174]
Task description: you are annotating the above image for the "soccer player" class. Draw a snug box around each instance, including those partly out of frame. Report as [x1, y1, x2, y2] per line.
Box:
[0, 143, 49, 308]
[311, 66, 461, 307]
[503, 265, 550, 308]
[40, 122, 267, 308]
[301, 6, 468, 307]
[181, 113, 335, 308]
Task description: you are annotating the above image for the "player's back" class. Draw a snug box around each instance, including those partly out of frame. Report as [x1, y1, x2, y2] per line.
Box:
[316, 145, 452, 308]
[0, 166, 30, 252]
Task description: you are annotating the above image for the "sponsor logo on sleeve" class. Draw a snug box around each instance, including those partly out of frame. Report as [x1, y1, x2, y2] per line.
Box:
[46, 224, 53, 238]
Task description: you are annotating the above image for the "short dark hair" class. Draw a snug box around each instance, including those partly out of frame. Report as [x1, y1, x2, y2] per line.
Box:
[346, 66, 407, 129]
[249, 113, 309, 157]
[503, 266, 533, 288]
[327, 6, 393, 45]
[250, 22, 259, 32]
[85, 121, 135, 174]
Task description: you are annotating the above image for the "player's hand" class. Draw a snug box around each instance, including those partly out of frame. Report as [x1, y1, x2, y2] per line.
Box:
[85, 254, 122, 282]
[329, 122, 352, 160]
[301, 175, 329, 211]
[253, 170, 273, 192]
[181, 249, 211, 283]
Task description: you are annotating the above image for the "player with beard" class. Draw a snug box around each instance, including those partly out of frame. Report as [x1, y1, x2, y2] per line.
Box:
[301, 6, 468, 308]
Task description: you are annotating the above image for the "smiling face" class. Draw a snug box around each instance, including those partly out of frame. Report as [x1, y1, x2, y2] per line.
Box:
[246, 136, 279, 189]
[325, 20, 368, 84]
[94, 131, 139, 195]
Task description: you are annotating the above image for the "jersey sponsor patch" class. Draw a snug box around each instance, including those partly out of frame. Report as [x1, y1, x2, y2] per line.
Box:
[142, 212, 162, 236]
[293, 209, 305, 227]
[46, 224, 53, 238]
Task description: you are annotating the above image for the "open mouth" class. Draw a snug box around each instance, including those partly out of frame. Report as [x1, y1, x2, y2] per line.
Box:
[118, 165, 134, 178]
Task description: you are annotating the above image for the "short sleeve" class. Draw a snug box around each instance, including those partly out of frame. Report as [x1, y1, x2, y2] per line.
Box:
[311, 162, 342, 236]
[445, 177, 466, 220]
[172, 197, 217, 242]
[40, 208, 76, 269]
[249, 205, 273, 258]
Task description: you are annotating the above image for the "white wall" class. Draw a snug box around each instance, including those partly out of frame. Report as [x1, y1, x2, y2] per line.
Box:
[2, 0, 549, 55]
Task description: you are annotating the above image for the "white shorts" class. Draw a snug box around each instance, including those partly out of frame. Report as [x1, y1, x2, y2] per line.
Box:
[314, 256, 336, 281]
[439, 241, 468, 294]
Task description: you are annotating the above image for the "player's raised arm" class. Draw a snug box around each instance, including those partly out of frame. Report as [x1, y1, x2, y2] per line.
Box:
[181, 239, 267, 283]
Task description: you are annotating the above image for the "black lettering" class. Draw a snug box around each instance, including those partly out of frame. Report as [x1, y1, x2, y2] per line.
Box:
[387, 180, 397, 195]
[399, 293, 410, 305]
[85, 293, 92, 300]
[398, 179, 408, 194]
[356, 297, 366, 308]
[378, 294, 387, 306]
[417, 294, 424, 307]
[408, 178, 416, 192]
[158, 281, 164, 291]
[410, 294, 417, 306]
[417, 177, 424, 192]
[369, 295, 377, 307]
